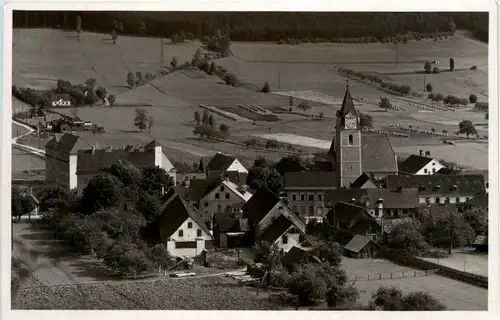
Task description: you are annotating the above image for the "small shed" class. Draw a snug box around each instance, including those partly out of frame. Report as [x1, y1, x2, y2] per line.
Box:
[282, 246, 321, 270]
[343, 235, 380, 259]
[473, 235, 488, 253]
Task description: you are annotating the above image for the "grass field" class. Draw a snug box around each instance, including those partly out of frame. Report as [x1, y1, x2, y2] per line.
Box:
[341, 258, 488, 311]
[420, 248, 488, 277]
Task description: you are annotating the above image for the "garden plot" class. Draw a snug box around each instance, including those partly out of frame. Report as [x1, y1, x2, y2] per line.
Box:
[253, 133, 331, 149]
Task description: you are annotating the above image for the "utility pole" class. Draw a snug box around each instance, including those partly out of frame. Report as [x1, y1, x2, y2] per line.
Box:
[423, 74, 426, 91]
[277, 69, 281, 88]
[160, 38, 164, 64]
[395, 42, 399, 66]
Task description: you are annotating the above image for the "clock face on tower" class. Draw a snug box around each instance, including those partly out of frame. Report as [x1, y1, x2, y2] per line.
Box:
[345, 117, 357, 129]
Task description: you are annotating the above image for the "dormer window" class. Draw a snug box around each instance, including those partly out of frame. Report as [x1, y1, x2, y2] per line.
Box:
[451, 184, 458, 191]
[419, 185, 425, 191]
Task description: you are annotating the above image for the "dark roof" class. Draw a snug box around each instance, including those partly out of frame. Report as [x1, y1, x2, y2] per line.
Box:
[284, 172, 338, 189]
[324, 189, 368, 207]
[466, 193, 488, 208]
[327, 201, 368, 223]
[242, 186, 281, 224]
[187, 177, 223, 201]
[311, 161, 334, 172]
[274, 157, 306, 176]
[215, 217, 241, 233]
[45, 133, 92, 154]
[339, 86, 359, 118]
[344, 235, 378, 253]
[398, 155, 434, 174]
[282, 246, 320, 266]
[386, 174, 486, 195]
[459, 170, 489, 181]
[365, 189, 420, 209]
[206, 153, 236, 171]
[259, 214, 293, 243]
[76, 149, 156, 174]
[159, 195, 212, 240]
[351, 173, 377, 188]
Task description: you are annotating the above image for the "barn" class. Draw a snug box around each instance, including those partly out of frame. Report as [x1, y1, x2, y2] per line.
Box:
[343, 235, 380, 259]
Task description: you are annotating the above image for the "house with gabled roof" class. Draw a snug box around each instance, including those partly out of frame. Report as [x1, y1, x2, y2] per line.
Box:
[205, 152, 248, 184]
[326, 201, 381, 238]
[158, 190, 214, 258]
[186, 177, 253, 229]
[284, 171, 337, 222]
[282, 246, 321, 270]
[386, 174, 486, 205]
[242, 186, 307, 252]
[212, 212, 252, 248]
[75, 140, 176, 194]
[350, 173, 379, 189]
[398, 153, 444, 175]
[343, 235, 380, 258]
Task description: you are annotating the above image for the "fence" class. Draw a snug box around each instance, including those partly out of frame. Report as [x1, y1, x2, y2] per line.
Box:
[380, 248, 488, 288]
[347, 269, 437, 282]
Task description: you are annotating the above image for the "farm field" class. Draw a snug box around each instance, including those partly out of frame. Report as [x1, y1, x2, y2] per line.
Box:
[341, 258, 488, 311]
[420, 248, 488, 277]
[12, 148, 45, 173]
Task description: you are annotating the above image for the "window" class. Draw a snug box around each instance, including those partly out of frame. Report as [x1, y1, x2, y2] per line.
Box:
[220, 186, 225, 192]
[175, 241, 196, 249]
[455, 197, 460, 203]
[292, 194, 297, 201]
[424, 168, 428, 174]
[308, 206, 314, 216]
[349, 166, 353, 172]
[188, 222, 193, 228]
[486, 182, 489, 188]
[197, 229, 202, 237]
[300, 194, 305, 201]
[308, 194, 314, 201]
[348, 134, 353, 145]
[436, 197, 440, 204]
[179, 230, 184, 237]
[215, 193, 220, 199]
[292, 205, 298, 213]
[425, 197, 431, 203]
[403, 209, 408, 215]
[432, 168, 436, 174]
[225, 193, 230, 200]
[204, 202, 208, 207]
[445, 197, 450, 204]
[282, 235, 288, 244]
[217, 205, 221, 212]
[318, 194, 322, 201]
[300, 206, 306, 215]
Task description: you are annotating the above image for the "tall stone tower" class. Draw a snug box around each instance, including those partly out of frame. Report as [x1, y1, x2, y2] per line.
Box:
[335, 83, 362, 188]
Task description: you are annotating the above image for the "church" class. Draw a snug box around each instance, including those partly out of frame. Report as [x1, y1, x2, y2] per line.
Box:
[328, 84, 399, 188]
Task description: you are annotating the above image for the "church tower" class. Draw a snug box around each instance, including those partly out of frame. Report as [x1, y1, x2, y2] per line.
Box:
[334, 83, 362, 188]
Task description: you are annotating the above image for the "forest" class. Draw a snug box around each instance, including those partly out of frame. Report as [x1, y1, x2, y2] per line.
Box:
[13, 11, 489, 42]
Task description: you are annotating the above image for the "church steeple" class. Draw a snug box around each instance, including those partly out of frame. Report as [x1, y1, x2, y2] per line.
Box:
[339, 80, 358, 118]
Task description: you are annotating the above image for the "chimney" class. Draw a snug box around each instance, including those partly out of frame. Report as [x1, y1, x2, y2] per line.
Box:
[377, 198, 384, 217]
[161, 185, 165, 195]
[419, 150, 424, 157]
[425, 151, 431, 157]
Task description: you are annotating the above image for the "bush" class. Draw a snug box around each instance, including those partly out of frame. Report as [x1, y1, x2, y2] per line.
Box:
[469, 94, 478, 103]
[432, 67, 440, 74]
[470, 65, 477, 70]
[425, 83, 433, 92]
[428, 93, 436, 101]
[261, 81, 270, 93]
[223, 72, 238, 86]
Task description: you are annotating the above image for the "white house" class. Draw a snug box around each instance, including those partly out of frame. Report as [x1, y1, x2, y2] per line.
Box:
[159, 191, 214, 258]
[398, 153, 445, 175]
[205, 152, 248, 185]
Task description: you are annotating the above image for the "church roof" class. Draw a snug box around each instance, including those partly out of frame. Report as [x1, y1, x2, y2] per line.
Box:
[339, 85, 358, 118]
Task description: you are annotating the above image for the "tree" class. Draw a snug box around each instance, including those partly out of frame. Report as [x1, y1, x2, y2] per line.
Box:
[136, 72, 143, 86]
[170, 57, 178, 70]
[139, 167, 173, 195]
[246, 166, 269, 190]
[435, 93, 445, 103]
[385, 222, 429, 256]
[253, 241, 283, 286]
[80, 172, 124, 214]
[100, 161, 142, 191]
[194, 111, 201, 125]
[379, 97, 392, 112]
[425, 83, 433, 92]
[262, 81, 270, 93]
[461, 207, 487, 236]
[102, 239, 151, 278]
[449, 57, 455, 71]
[85, 78, 97, 89]
[359, 113, 373, 129]
[469, 94, 478, 103]
[266, 168, 284, 194]
[424, 61, 432, 73]
[223, 72, 238, 86]
[134, 108, 148, 132]
[96, 86, 107, 102]
[147, 244, 173, 272]
[428, 93, 436, 101]
[179, 30, 186, 42]
[457, 119, 477, 139]
[315, 240, 342, 267]
[372, 286, 446, 310]
[108, 94, 116, 106]
[208, 114, 216, 129]
[219, 123, 229, 135]
[147, 116, 154, 134]
[85, 89, 99, 106]
[298, 102, 311, 113]
[127, 72, 136, 88]
[202, 110, 210, 125]
[432, 66, 440, 74]
[135, 191, 161, 223]
[287, 265, 328, 306]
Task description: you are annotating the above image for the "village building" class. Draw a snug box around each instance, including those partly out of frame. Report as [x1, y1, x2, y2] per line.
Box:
[350, 173, 379, 189]
[274, 157, 306, 177]
[186, 177, 253, 229]
[205, 152, 248, 184]
[386, 174, 486, 205]
[398, 152, 445, 175]
[326, 201, 381, 239]
[283, 171, 337, 223]
[282, 246, 321, 270]
[158, 190, 214, 258]
[327, 85, 398, 188]
[45, 134, 176, 193]
[176, 172, 206, 187]
[241, 186, 307, 252]
[75, 140, 176, 194]
[212, 212, 252, 248]
[18, 186, 41, 219]
[343, 235, 380, 259]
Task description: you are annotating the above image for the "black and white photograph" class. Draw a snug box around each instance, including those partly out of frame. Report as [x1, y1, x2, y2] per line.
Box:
[3, 3, 497, 314]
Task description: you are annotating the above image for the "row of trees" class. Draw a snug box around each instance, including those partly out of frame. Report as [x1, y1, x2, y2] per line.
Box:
[14, 12, 487, 42]
[38, 161, 176, 277]
[126, 71, 156, 89]
[134, 108, 154, 133]
[339, 68, 412, 95]
[192, 109, 230, 140]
